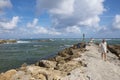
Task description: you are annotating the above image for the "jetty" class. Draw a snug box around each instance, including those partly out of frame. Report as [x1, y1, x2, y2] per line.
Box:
[0, 43, 120, 80]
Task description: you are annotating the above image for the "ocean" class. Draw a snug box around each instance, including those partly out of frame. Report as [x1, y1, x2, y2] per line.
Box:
[0, 38, 120, 72]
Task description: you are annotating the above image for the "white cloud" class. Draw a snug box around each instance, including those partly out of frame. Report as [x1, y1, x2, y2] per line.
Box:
[27, 18, 38, 28]
[36, 0, 74, 16]
[79, 16, 100, 27]
[26, 18, 61, 35]
[33, 26, 61, 35]
[36, 0, 105, 32]
[49, 0, 74, 16]
[0, 0, 12, 14]
[49, 31, 61, 35]
[34, 26, 48, 34]
[65, 25, 81, 33]
[0, 16, 19, 29]
[112, 14, 120, 30]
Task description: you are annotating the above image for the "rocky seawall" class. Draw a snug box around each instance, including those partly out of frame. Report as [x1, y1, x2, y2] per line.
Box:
[108, 44, 120, 59]
[0, 43, 87, 80]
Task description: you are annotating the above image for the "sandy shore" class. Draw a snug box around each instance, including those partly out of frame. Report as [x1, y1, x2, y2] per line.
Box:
[0, 43, 120, 80]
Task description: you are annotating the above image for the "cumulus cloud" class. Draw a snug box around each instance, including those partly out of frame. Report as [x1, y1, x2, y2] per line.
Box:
[0, 16, 19, 29]
[34, 27, 61, 35]
[36, 0, 105, 31]
[0, 0, 12, 14]
[112, 14, 120, 30]
[26, 18, 61, 35]
[27, 18, 38, 28]
[36, 0, 74, 16]
[65, 25, 81, 33]
[49, 0, 74, 16]
[79, 16, 100, 27]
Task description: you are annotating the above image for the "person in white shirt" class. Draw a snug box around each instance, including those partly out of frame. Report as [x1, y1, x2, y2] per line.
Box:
[88, 38, 94, 46]
[99, 39, 107, 61]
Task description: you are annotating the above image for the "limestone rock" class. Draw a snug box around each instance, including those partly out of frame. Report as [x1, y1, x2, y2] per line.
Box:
[36, 60, 57, 69]
[11, 71, 32, 80]
[33, 73, 46, 80]
[0, 69, 17, 80]
[54, 56, 65, 62]
[26, 65, 66, 80]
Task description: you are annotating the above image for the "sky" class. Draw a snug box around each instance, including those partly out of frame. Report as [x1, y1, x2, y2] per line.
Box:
[0, 0, 120, 39]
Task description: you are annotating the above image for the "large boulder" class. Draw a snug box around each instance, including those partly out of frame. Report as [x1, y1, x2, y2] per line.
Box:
[0, 69, 17, 80]
[58, 48, 73, 57]
[26, 65, 66, 80]
[35, 60, 57, 69]
[54, 56, 65, 62]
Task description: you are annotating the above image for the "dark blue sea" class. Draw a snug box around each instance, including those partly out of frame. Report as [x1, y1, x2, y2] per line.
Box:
[0, 38, 120, 72]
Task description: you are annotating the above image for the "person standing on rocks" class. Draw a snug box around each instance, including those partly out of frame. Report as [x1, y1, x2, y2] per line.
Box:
[99, 39, 108, 61]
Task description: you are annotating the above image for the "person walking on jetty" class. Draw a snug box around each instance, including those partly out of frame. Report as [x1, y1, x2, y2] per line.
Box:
[99, 39, 108, 61]
[88, 38, 94, 46]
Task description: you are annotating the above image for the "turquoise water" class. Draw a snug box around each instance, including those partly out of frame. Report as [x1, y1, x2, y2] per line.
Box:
[0, 38, 120, 72]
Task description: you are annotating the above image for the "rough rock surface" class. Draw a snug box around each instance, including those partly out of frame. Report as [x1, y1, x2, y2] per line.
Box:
[108, 45, 120, 59]
[35, 60, 57, 69]
[0, 69, 17, 80]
